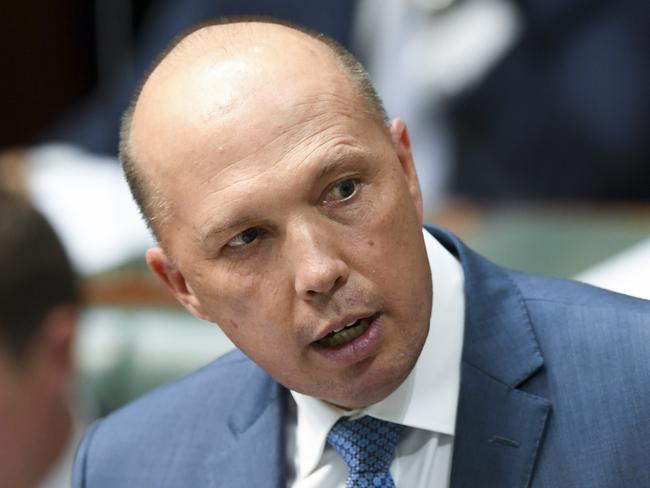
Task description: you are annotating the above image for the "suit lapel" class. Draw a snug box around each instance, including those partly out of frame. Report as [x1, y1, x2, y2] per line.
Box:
[202, 359, 286, 488]
[450, 362, 551, 487]
[428, 227, 552, 488]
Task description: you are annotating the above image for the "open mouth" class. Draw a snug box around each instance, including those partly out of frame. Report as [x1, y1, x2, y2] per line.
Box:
[317, 314, 378, 348]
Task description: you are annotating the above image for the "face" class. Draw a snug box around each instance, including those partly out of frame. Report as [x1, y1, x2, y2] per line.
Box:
[0, 311, 74, 488]
[141, 37, 433, 408]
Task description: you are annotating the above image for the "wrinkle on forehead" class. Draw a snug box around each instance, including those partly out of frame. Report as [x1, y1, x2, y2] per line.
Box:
[200, 134, 360, 215]
[191, 137, 365, 243]
[199, 95, 361, 187]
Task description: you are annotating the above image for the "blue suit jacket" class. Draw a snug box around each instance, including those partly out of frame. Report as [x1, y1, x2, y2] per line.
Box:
[73, 227, 650, 487]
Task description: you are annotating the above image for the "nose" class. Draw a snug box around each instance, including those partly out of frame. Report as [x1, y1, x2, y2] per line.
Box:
[290, 224, 350, 300]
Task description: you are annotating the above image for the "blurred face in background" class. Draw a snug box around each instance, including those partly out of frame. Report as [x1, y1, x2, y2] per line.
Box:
[0, 308, 76, 488]
[0, 187, 78, 488]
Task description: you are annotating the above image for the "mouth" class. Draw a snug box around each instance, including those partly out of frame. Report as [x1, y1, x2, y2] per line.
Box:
[316, 313, 380, 348]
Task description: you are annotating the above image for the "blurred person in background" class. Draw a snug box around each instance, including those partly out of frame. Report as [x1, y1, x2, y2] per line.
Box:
[0, 191, 80, 488]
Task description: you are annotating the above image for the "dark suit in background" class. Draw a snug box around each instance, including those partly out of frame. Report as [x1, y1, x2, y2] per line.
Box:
[72, 226, 650, 487]
[451, 0, 650, 201]
[45, 0, 357, 156]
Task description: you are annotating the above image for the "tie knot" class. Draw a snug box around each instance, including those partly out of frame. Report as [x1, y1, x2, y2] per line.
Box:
[327, 415, 406, 480]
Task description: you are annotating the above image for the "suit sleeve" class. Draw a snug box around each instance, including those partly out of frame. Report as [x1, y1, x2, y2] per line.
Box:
[72, 420, 103, 488]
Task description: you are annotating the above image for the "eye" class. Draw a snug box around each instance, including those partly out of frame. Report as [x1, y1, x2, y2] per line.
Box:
[323, 179, 359, 203]
[227, 227, 263, 248]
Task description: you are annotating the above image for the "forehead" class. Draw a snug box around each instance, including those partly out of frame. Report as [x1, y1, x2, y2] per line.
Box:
[191, 94, 379, 188]
[171, 91, 388, 237]
[132, 32, 386, 238]
[131, 27, 355, 167]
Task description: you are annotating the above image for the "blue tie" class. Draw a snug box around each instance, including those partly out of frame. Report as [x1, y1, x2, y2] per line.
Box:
[327, 415, 406, 487]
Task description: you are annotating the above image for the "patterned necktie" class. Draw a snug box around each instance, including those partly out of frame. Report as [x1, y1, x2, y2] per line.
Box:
[327, 415, 406, 487]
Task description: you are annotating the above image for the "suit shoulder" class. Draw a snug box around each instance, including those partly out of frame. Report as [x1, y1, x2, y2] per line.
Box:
[505, 269, 650, 372]
[506, 268, 650, 313]
[506, 272, 650, 484]
[73, 348, 285, 486]
[97, 347, 250, 428]
[73, 348, 265, 486]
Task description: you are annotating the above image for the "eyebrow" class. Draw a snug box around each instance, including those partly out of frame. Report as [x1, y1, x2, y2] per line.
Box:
[314, 152, 358, 182]
[198, 147, 364, 246]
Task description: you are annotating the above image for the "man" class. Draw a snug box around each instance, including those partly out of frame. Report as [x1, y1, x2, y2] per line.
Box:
[0, 191, 79, 488]
[73, 19, 650, 487]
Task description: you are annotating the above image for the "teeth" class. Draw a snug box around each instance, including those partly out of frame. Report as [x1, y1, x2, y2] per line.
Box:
[318, 317, 372, 348]
[332, 320, 356, 334]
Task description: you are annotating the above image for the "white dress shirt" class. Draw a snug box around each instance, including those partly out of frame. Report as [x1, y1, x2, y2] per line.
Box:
[287, 229, 465, 487]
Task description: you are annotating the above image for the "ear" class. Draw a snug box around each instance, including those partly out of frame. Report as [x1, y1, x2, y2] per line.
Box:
[146, 247, 209, 320]
[389, 118, 423, 223]
[35, 305, 77, 392]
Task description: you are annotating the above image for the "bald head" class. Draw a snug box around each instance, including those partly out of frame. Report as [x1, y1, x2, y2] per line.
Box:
[120, 19, 387, 241]
[121, 19, 427, 410]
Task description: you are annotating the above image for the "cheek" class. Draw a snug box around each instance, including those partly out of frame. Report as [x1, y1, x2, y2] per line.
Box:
[191, 261, 263, 316]
[359, 181, 421, 261]
[354, 180, 429, 309]
[193, 266, 292, 339]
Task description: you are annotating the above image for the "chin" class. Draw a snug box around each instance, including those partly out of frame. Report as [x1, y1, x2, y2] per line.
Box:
[327, 354, 418, 410]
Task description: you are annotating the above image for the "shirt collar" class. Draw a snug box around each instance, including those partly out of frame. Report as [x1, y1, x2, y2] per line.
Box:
[290, 229, 465, 479]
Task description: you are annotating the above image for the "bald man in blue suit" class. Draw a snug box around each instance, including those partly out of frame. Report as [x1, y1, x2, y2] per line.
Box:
[73, 19, 650, 487]
[73, 225, 650, 487]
